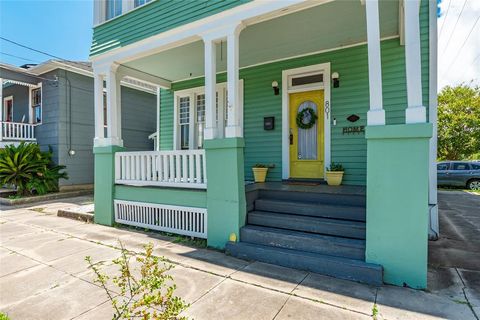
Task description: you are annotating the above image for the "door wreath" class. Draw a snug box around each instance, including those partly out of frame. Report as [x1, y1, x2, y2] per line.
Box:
[296, 107, 318, 129]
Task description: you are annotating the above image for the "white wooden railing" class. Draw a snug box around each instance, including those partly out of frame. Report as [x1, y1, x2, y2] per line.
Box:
[0, 122, 36, 141]
[115, 150, 207, 189]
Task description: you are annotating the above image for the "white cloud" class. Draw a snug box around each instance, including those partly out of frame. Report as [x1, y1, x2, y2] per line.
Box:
[437, 0, 480, 91]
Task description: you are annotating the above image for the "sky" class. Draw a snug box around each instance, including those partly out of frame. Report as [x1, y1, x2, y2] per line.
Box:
[0, 0, 478, 92]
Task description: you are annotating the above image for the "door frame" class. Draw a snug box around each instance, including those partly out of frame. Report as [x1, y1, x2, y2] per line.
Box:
[281, 63, 331, 180]
[3, 96, 14, 122]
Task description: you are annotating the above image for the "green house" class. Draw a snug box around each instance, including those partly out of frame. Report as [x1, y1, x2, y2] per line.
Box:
[90, 0, 438, 289]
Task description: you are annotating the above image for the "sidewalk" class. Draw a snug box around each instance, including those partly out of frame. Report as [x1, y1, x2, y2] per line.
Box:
[0, 196, 477, 320]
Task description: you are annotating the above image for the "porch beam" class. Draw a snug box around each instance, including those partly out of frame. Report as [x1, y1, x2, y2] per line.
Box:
[404, 0, 426, 123]
[117, 65, 171, 89]
[365, 0, 385, 126]
[225, 23, 245, 138]
[203, 38, 217, 140]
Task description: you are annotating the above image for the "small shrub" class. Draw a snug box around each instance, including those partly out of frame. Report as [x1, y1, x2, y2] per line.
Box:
[85, 242, 188, 320]
[0, 312, 10, 320]
[327, 162, 344, 172]
[0, 142, 68, 196]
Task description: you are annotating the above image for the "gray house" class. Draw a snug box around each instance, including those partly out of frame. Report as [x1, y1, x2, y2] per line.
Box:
[0, 60, 157, 189]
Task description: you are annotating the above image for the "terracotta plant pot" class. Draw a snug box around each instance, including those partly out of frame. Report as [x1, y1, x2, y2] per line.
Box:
[325, 171, 344, 186]
[252, 167, 268, 183]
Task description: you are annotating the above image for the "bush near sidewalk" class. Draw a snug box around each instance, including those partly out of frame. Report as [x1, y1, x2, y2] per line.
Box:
[0, 142, 68, 196]
[86, 242, 189, 320]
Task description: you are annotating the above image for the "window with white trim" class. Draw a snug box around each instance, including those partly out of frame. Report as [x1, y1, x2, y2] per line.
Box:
[106, 0, 122, 20]
[134, 0, 151, 8]
[175, 82, 243, 150]
[31, 87, 42, 124]
[179, 96, 190, 150]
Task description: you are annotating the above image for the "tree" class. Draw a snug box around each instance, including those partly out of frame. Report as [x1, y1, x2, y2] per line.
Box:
[437, 84, 480, 160]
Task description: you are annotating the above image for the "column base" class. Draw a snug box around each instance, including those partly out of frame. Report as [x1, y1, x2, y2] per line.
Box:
[93, 145, 125, 226]
[367, 109, 386, 126]
[365, 123, 432, 289]
[94, 137, 123, 148]
[225, 125, 243, 138]
[406, 106, 427, 124]
[204, 138, 246, 249]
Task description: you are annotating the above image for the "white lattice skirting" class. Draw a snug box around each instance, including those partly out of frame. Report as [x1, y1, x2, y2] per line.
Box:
[114, 200, 207, 238]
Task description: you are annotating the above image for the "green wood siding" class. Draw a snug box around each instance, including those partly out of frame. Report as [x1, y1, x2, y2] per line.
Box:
[159, 0, 430, 186]
[91, 0, 251, 56]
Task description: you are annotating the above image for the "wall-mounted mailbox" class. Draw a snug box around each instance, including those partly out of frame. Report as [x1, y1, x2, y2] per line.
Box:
[264, 117, 274, 130]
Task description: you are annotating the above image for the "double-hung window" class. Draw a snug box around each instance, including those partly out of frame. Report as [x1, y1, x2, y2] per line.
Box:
[179, 97, 191, 150]
[134, 0, 151, 8]
[106, 0, 122, 20]
[31, 87, 42, 124]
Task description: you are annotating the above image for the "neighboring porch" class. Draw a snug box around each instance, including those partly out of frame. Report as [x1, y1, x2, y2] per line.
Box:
[0, 72, 41, 148]
[91, 0, 435, 289]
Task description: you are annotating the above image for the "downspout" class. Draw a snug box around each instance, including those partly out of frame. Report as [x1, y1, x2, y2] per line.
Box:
[64, 70, 74, 157]
[428, 0, 439, 240]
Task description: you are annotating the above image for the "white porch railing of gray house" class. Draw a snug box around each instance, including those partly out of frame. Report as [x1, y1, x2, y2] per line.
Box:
[0, 122, 36, 141]
[115, 150, 207, 189]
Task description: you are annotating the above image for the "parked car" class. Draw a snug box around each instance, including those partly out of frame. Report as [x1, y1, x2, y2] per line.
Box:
[437, 161, 480, 190]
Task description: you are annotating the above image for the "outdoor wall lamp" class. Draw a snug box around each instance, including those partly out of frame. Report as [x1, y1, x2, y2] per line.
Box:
[332, 72, 340, 88]
[272, 81, 279, 95]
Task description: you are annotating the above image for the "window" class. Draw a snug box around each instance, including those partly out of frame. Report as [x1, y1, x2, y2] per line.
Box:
[452, 163, 470, 170]
[106, 0, 122, 20]
[179, 97, 190, 150]
[134, 0, 151, 8]
[31, 87, 42, 124]
[437, 163, 449, 171]
[196, 94, 205, 149]
[471, 163, 480, 170]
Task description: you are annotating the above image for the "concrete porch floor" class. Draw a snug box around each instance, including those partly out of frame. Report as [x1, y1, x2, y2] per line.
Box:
[0, 193, 478, 320]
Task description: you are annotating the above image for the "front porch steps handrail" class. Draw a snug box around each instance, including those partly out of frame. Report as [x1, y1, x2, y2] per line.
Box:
[115, 149, 207, 189]
[0, 121, 36, 141]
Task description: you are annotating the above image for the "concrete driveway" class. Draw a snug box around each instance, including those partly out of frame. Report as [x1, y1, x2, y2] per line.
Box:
[0, 193, 478, 320]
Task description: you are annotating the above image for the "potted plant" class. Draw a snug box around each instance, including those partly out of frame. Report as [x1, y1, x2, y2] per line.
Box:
[252, 164, 269, 183]
[325, 162, 344, 186]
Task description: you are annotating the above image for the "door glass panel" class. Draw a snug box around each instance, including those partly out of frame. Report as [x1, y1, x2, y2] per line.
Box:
[297, 100, 317, 160]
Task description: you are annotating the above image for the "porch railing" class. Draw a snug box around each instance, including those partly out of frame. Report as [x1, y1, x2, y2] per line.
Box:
[115, 150, 207, 189]
[0, 122, 36, 141]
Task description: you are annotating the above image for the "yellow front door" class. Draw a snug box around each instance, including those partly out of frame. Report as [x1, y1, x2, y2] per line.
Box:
[289, 90, 324, 179]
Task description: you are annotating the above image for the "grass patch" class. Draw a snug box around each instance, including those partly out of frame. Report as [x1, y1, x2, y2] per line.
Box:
[172, 235, 207, 248]
[30, 207, 46, 213]
[117, 225, 207, 248]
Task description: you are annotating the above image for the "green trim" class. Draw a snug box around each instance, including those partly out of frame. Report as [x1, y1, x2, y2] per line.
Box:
[365, 123, 432, 289]
[93, 145, 125, 154]
[205, 138, 246, 248]
[94, 146, 125, 226]
[366, 123, 433, 139]
[204, 137, 245, 149]
[115, 185, 207, 208]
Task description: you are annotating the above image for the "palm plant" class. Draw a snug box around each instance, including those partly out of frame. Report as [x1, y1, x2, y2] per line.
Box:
[0, 142, 68, 196]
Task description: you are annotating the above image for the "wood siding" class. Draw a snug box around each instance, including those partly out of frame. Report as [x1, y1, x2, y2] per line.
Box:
[157, 0, 430, 185]
[91, 0, 251, 56]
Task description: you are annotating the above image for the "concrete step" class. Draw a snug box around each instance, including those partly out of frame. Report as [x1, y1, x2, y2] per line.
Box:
[255, 199, 366, 222]
[259, 189, 366, 207]
[226, 241, 382, 285]
[248, 211, 366, 239]
[241, 225, 365, 260]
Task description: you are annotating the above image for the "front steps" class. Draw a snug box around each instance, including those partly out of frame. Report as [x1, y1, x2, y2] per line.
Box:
[226, 187, 383, 285]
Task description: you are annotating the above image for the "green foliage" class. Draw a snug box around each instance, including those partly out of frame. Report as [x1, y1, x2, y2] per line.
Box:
[438, 84, 480, 160]
[85, 242, 189, 320]
[0, 312, 10, 320]
[327, 162, 344, 172]
[0, 142, 68, 196]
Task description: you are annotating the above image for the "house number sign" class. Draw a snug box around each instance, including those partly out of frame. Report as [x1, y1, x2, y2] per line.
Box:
[342, 126, 365, 135]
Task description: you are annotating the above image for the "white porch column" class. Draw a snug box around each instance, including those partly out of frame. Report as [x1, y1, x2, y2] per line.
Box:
[365, 0, 385, 126]
[203, 38, 217, 140]
[0, 78, 3, 141]
[93, 72, 105, 144]
[156, 86, 161, 150]
[404, 0, 426, 123]
[105, 65, 123, 146]
[225, 24, 244, 138]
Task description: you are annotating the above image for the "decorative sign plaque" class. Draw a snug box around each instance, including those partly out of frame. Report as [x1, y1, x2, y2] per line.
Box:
[347, 114, 360, 122]
[342, 126, 365, 135]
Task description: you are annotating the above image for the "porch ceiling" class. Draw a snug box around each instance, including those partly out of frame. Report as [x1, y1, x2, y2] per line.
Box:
[123, 0, 399, 82]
